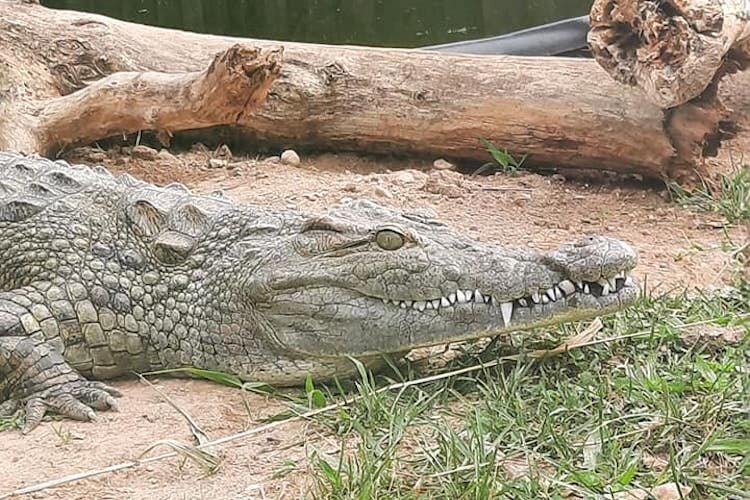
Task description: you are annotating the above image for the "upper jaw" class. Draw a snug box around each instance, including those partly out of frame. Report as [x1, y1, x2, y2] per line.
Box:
[379, 234, 639, 330]
[381, 270, 638, 329]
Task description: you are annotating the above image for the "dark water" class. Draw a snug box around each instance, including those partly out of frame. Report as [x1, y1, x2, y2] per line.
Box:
[42, 0, 590, 48]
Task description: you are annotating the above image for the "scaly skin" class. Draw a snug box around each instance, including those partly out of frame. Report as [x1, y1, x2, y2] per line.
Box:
[0, 152, 639, 432]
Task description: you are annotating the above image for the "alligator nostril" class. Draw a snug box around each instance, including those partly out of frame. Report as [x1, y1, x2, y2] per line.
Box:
[442, 265, 461, 282]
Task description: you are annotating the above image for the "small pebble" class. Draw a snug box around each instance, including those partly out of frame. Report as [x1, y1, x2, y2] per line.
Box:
[85, 151, 108, 163]
[208, 158, 228, 169]
[131, 145, 159, 160]
[157, 149, 178, 163]
[432, 158, 454, 170]
[281, 149, 301, 166]
[390, 171, 417, 185]
[374, 186, 394, 198]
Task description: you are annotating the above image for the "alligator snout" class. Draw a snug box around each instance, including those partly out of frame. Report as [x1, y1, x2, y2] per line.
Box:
[547, 235, 637, 282]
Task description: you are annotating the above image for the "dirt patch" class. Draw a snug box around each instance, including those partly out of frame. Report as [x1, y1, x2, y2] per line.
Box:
[0, 146, 742, 499]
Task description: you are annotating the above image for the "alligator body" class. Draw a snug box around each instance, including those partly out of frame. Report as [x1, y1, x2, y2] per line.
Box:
[0, 152, 638, 431]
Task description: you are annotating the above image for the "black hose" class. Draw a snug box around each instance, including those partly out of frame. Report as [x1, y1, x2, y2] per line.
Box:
[420, 15, 590, 56]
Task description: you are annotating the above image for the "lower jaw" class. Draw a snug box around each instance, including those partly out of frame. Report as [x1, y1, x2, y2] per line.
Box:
[263, 284, 640, 357]
[506, 291, 636, 328]
[403, 285, 640, 348]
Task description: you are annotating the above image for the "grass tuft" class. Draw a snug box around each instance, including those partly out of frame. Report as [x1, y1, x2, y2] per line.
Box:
[669, 164, 749, 223]
[477, 137, 528, 175]
[308, 290, 750, 499]
[0, 417, 21, 432]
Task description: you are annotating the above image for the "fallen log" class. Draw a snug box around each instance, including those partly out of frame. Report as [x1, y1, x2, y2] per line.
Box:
[1, 1, 748, 182]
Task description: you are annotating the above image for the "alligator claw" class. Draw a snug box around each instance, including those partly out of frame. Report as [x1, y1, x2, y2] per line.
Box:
[2, 335, 123, 434]
[0, 399, 20, 418]
[18, 380, 122, 434]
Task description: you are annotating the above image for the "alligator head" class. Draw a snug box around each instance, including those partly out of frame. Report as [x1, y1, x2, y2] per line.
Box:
[243, 199, 638, 375]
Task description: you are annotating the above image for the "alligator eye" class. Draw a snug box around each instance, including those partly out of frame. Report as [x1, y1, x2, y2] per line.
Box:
[375, 229, 405, 250]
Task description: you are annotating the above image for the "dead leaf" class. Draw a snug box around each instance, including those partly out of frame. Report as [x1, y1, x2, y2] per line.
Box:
[532, 318, 604, 358]
[642, 453, 669, 472]
[679, 324, 746, 349]
[581, 433, 601, 470]
[613, 482, 692, 499]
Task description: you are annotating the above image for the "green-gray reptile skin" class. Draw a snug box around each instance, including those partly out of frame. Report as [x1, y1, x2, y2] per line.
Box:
[0, 152, 639, 432]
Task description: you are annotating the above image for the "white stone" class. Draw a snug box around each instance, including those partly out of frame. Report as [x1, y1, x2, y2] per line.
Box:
[280, 149, 301, 166]
[432, 158, 454, 170]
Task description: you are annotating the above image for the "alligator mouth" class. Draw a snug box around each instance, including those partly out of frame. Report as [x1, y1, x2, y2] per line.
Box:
[379, 271, 636, 327]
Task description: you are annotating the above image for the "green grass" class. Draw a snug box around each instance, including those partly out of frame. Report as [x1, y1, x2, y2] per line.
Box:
[0, 418, 21, 432]
[669, 164, 750, 223]
[304, 290, 750, 499]
[477, 138, 528, 176]
[3, 285, 747, 499]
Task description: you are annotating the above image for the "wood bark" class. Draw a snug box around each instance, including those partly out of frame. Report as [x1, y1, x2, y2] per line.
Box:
[1, 2, 748, 182]
[588, 0, 750, 108]
[0, 35, 282, 155]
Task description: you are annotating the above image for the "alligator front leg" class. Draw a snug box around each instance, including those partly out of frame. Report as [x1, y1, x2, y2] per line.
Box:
[0, 295, 121, 433]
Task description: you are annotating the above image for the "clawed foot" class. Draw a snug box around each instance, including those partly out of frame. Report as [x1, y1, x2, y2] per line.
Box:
[4, 380, 122, 434]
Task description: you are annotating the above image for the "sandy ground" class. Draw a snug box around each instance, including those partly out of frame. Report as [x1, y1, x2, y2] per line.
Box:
[0, 146, 744, 499]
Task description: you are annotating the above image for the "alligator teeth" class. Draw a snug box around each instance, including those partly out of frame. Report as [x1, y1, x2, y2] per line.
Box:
[559, 280, 576, 295]
[381, 272, 636, 313]
[381, 272, 634, 311]
[500, 302, 513, 326]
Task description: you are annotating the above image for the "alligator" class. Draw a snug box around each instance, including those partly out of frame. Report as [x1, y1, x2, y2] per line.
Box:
[0, 151, 639, 432]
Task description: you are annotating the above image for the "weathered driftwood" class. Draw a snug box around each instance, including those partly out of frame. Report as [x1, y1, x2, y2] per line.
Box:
[0, 37, 282, 156]
[588, 0, 750, 108]
[1, 2, 748, 181]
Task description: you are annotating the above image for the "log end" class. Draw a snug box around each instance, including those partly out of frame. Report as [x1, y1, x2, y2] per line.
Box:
[587, 0, 749, 108]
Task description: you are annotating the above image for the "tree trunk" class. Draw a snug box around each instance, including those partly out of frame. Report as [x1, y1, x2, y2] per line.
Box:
[1, 2, 748, 182]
